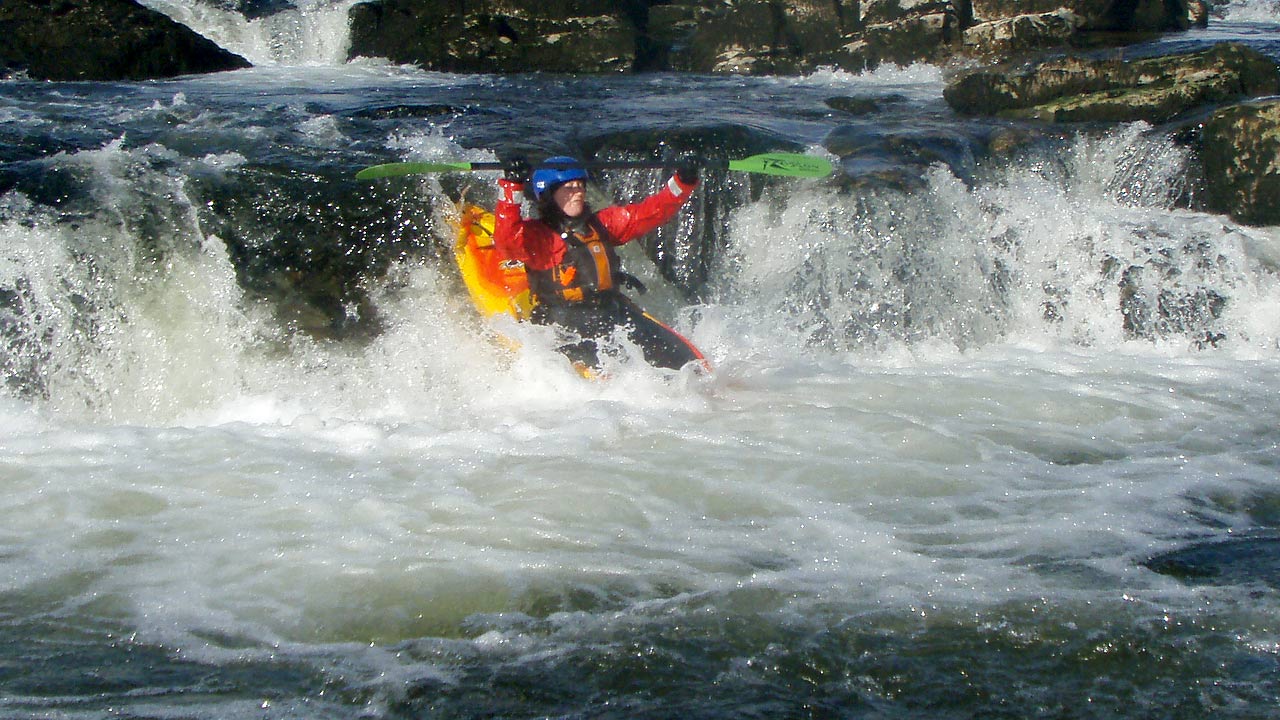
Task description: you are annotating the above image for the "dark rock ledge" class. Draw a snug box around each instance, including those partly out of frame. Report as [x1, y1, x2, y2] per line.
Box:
[0, 0, 1222, 81]
[344, 0, 1207, 76]
[944, 43, 1280, 123]
[0, 0, 250, 81]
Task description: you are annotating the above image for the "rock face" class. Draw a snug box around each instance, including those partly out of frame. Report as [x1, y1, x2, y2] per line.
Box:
[658, 0, 860, 74]
[943, 43, 1280, 123]
[347, 0, 1208, 75]
[1198, 100, 1280, 227]
[346, 0, 867, 75]
[347, 0, 642, 73]
[0, 0, 1219, 80]
[0, 0, 251, 81]
[968, 0, 1190, 32]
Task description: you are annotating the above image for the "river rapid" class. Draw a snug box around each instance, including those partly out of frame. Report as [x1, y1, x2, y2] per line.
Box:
[3, 3, 1280, 718]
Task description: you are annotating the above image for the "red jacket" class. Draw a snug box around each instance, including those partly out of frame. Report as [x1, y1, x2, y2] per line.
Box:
[493, 175, 697, 272]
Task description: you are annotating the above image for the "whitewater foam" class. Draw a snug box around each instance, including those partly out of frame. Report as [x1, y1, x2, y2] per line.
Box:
[138, 0, 361, 66]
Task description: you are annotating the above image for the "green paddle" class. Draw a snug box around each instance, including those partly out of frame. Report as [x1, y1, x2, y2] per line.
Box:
[355, 152, 832, 181]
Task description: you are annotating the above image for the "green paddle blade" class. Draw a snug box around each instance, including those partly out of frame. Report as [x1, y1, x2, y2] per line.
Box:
[726, 152, 832, 178]
[354, 161, 477, 180]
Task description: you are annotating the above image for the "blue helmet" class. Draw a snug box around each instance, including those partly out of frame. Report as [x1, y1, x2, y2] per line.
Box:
[531, 156, 588, 198]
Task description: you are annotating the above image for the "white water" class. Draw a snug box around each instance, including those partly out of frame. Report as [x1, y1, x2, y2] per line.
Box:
[138, 0, 360, 65]
[3, 110, 1279, 685]
[1217, 0, 1280, 22]
[3, 28, 1280, 713]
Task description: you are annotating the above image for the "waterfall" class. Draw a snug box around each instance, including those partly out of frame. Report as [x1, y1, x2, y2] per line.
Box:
[137, 0, 363, 66]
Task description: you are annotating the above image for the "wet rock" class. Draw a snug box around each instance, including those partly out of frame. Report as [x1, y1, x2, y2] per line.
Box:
[825, 94, 909, 115]
[213, 0, 296, 21]
[970, 0, 1189, 31]
[1, 0, 1220, 81]
[859, 0, 953, 24]
[663, 0, 857, 74]
[349, 0, 863, 76]
[347, 0, 949, 75]
[1145, 535, 1280, 588]
[960, 10, 1086, 59]
[833, 11, 962, 69]
[194, 164, 438, 341]
[0, 0, 251, 81]
[1197, 99, 1280, 227]
[348, 104, 470, 121]
[346, 0, 1213, 76]
[944, 42, 1280, 123]
[348, 0, 640, 73]
[1119, 266, 1228, 341]
[1187, 0, 1208, 28]
[825, 124, 989, 189]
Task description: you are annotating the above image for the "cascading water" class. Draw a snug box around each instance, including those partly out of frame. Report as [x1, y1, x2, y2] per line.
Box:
[137, 0, 362, 65]
[2, 4, 1280, 719]
[711, 124, 1280, 355]
[1216, 0, 1280, 22]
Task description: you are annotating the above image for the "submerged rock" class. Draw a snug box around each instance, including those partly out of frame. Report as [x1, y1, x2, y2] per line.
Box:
[824, 124, 990, 189]
[944, 42, 1280, 123]
[0, 0, 251, 81]
[825, 94, 910, 116]
[1145, 535, 1280, 588]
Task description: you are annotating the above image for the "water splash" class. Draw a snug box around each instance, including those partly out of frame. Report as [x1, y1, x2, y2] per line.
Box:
[1214, 0, 1280, 23]
[3, 68, 1280, 719]
[711, 125, 1280, 355]
[137, 0, 361, 65]
[0, 139, 273, 421]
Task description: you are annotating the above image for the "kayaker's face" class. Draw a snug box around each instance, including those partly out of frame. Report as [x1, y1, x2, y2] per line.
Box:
[553, 180, 586, 217]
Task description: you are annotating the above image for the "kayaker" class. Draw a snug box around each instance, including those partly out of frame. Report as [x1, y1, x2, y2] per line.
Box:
[493, 155, 708, 372]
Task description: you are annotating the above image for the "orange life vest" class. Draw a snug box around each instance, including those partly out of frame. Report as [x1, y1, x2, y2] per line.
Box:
[527, 218, 622, 305]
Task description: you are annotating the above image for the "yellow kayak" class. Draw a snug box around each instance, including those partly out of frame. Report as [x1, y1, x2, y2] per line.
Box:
[452, 203, 598, 378]
[453, 203, 534, 321]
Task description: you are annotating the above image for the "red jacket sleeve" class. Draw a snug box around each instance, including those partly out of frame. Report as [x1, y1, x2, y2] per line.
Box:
[493, 179, 561, 272]
[596, 175, 698, 245]
[492, 174, 698, 270]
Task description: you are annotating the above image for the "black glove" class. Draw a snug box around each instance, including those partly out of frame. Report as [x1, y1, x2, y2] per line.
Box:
[503, 156, 531, 183]
[673, 154, 702, 185]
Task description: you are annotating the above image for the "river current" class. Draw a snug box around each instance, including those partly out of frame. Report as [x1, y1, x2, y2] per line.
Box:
[2, 3, 1280, 718]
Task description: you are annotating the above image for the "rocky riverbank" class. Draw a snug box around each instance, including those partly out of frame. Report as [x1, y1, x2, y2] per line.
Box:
[0, 0, 249, 81]
[2, 0, 1277, 226]
[344, 0, 1206, 75]
[0, 0, 1215, 81]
